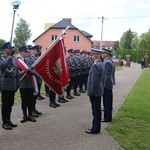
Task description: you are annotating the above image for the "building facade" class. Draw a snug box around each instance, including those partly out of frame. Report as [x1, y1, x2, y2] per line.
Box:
[33, 18, 93, 53]
[92, 40, 117, 50]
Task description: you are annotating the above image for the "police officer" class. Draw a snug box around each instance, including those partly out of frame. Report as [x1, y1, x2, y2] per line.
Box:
[66, 49, 76, 99]
[72, 49, 81, 96]
[31, 45, 43, 117]
[102, 48, 115, 122]
[85, 48, 104, 134]
[0, 42, 19, 130]
[84, 51, 93, 91]
[17, 46, 36, 123]
[32, 45, 45, 100]
[79, 50, 87, 93]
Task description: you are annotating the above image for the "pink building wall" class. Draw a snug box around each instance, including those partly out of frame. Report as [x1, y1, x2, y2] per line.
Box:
[33, 28, 92, 53]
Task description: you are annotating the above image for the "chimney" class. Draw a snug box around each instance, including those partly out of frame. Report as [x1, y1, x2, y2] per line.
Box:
[63, 18, 72, 23]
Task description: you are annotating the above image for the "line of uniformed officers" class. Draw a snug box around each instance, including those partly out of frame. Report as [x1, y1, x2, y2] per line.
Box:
[0, 41, 115, 133]
[0, 42, 45, 130]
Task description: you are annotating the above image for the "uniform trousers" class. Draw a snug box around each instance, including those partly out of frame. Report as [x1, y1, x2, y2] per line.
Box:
[73, 75, 80, 93]
[90, 96, 101, 133]
[20, 88, 33, 116]
[1, 90, 15, 123]
[103, 88, 113, 122]
[79, 74, 86, 90]
[66, 77, 75, 95]
[49, 90, 56, 103]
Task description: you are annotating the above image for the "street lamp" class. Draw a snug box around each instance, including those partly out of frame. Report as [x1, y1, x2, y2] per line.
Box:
[10, 1, 21, 44]
[98, 16, 104, 50]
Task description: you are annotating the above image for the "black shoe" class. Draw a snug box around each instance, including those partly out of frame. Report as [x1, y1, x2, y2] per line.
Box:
[7, 120, 17, 127]
[70, 95, 75, 99]
[79, 89, 86, 93]
[58, 98, 66, 103]
[2, 123, 12, 130]
[37, 95, 42, 100]
[28, 116, 36, 122]
[66, 95, 72, 99]
[37, 95, 45, 100]
[55, 102, 60, 107]
[35, 110, 42, 115]
[49, 102, 58, 108]
[20, 117, 28, 123]
[45, 93, 49, 97]
[62, 97, 69, 102]
[101, 119, 112, 122]
[85, 128, 99, 134]
[39, 95, 45, 99]
[74, 92, 81, 96]
[32, 111, 39, 117]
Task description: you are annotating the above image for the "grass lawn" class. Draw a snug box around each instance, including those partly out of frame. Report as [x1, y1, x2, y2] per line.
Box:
[106, 69, 150, 150]
[116, 67, 124, 71]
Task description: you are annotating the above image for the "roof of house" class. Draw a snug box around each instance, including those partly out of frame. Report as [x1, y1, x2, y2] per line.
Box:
[50, 19, 77, 29]
[33, 19, 93, 42]
[92, 40, 116, 47]
[80, 30, 93, 37]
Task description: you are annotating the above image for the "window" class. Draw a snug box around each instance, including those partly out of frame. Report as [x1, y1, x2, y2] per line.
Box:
[74, 35, 80, 42]
[52, 35, 57, 41]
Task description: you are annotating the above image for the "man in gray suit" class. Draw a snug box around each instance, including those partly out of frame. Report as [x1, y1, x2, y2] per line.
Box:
[0, 42, 19, 130]
[102, 48, 115, 122]
[85, 48, 104, 134]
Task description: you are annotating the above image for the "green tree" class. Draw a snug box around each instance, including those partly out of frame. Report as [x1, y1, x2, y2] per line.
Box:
[131, 33, 139, 50]
[139, 31, 150, 51]
[13, 18, 32, 50]
[119, 29, 134, 49]
[0, 38, 6, 48]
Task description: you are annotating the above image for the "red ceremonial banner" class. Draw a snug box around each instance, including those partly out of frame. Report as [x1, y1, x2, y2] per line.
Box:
[33, 38, 70, 96]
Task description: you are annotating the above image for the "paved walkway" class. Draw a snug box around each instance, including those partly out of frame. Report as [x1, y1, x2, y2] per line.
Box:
[0, 63, 142, 150]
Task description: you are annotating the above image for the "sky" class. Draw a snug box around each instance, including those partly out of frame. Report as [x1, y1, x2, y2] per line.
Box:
[0, 0, 150, 45]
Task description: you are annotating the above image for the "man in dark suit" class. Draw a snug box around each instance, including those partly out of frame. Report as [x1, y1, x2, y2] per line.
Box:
[102, 48, 115, 122]
[0, 42, 19, 130]
[85, 48, 104, 134]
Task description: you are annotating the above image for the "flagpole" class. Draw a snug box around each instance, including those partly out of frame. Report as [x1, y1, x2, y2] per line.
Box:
[32, 25, 70, 68]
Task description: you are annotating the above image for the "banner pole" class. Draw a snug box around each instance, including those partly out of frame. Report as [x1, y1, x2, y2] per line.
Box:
[20, 25, 70, 81]
[32, 25, 70, 68]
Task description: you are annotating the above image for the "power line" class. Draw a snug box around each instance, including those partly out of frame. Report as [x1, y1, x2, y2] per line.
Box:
[106, 15, 150, 20]
[49, 15, 150, 20]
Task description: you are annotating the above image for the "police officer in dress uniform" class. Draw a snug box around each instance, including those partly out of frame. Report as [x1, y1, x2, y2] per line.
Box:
[32, 45, 45, 100]
[66, 49, 76, 99]
[17, 46, 36, 123]
[84, 51, 93, 91]
[31, 45, 43, 117]
[72, 49, 81, 96]
[79, 50, 87, 93]
[102, 48, 115, 122]
[85, 48, 104, 134]
[0, 42, 19, 130]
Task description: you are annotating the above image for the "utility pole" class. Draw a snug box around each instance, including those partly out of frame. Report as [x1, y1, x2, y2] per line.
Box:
[100, 16, 104, 50]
